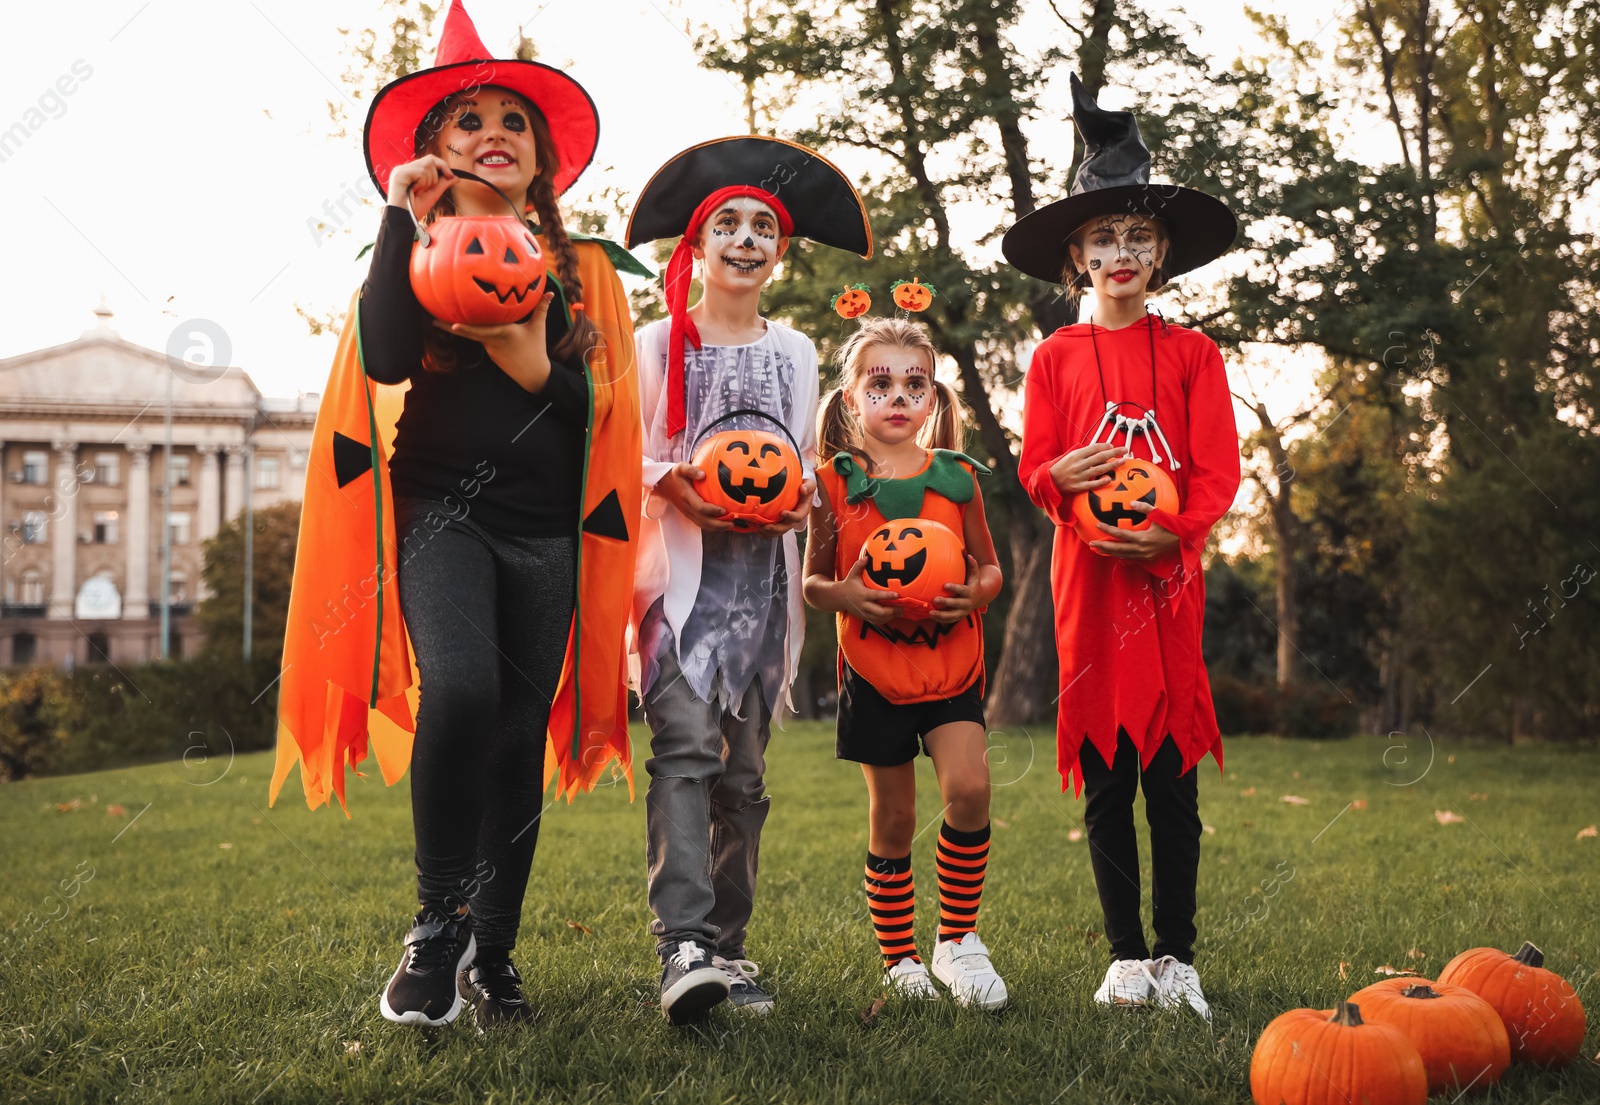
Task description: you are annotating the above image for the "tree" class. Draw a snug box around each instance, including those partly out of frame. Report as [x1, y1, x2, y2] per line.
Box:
[697, 0, 1251, 722]
[196, 502, 301, 666]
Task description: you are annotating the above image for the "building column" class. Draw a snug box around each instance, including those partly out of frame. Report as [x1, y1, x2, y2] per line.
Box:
[124, 443, 151, 617]
[198, 449, 221, 542]
[49, 440, 79, 619]
[223, 444, 248, 524]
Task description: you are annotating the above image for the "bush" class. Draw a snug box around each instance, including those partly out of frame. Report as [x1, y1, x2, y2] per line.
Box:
[0, 656, 280, 780]
[1211, 675, 1358, 739]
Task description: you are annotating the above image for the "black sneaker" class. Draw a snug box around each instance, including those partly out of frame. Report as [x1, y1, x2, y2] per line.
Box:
[713, 955, 774, 1014]
[659, 940, 729, 1024]
[380, 904, 476, 1026]
[456, 957, 535, 1031]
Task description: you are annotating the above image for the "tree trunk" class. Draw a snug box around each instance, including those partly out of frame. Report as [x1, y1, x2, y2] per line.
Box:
[1272, 501, 1302, 687]
[987, 528, 1059, 725]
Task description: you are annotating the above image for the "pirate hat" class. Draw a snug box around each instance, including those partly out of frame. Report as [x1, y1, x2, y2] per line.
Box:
[1002, 74, 1236, 285]
[628, 136, 873, 438]
[363, 0, 599, 199]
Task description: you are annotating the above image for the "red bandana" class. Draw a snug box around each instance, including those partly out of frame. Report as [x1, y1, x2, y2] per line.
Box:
[663, 185, 795, 438]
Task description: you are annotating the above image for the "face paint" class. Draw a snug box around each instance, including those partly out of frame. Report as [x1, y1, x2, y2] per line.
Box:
[851, 348, 936, 441]
[1075, 216, 1164, 290]
[697, 196, 785, 287]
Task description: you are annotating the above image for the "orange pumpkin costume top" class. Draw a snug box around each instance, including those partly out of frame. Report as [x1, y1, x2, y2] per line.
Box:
[817, 449, 988, 704]
[268, 236, 642, 815]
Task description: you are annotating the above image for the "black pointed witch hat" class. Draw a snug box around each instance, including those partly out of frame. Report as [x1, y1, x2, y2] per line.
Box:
[1001, 74, 1236, 286]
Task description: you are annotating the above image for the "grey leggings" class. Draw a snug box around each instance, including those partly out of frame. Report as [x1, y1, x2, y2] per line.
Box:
[395, 497, 575, 954]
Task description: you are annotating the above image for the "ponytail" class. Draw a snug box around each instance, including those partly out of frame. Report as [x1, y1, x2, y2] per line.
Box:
[918, 379, 966, 452]
[817, 387, 869, 470]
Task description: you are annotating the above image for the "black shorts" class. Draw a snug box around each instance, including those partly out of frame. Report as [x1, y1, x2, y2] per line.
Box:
[835, 662, 986, 766]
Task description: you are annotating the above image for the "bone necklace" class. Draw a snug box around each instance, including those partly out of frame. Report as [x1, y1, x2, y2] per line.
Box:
[1085, 312, 1180, 470]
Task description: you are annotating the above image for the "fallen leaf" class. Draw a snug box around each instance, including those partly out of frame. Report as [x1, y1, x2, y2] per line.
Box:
[1435, 810, 1465, 825]
[1407, 947, 1426, 960]
[55, 798, 82, 813]
[1078, 929, 1103, 944]
[1447, 754, 1456, 765]
[993, 818, 1010, 829]
[1292, 771, 1302, 780]
[861, 997, 887, 1026]
[565, 919, 593, 935]
[1240, 787, 1258, 798]
[1338, 961, 1350, 979]
[1469, 793, 1488, 801]
[1351, 799, 1368, 811]
[219, 842, 233, 849]
[1577, 825, 1598, 841]
[1202, 824, 1217, 835]
[1242, 821, 1254, 828]
[105, 804, 127, 817]
[1067, 828, 1084, 842]
[1280, 795, 1311, 806]
[1228, 773, 1238, 780]
[1375, 965, 1419, 977]
[344, 1041, 362, 1056]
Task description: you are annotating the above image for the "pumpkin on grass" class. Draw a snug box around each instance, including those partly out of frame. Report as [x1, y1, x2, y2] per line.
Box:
[1250, 1001, 1427, 1105]
[1438, 942, 1586, 1068]
[859, 518, 966, 621]
[1347, 979, 1510, 1094]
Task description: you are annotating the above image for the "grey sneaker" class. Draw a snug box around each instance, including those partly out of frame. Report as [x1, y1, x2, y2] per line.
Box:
[713, 955, 774, 1014]
[659, 940, 729, 1024]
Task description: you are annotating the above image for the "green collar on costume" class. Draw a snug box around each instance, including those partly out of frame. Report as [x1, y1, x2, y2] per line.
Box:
[832, 449, 990, 521]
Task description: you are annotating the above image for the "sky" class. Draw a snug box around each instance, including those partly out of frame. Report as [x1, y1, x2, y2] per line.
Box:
[1, 0, 1361, 406]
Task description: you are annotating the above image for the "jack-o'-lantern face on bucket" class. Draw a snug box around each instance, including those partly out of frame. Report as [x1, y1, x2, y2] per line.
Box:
[859, 517, 967, 618]
[690, 429, 803, 528]
[1071, 458, 1179, 546]
[410, 217, 547, 325]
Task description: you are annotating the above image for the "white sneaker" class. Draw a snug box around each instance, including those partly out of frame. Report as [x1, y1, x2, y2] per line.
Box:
[1093, 958, 1159, 1008]
[931, 932, 1008, 1011]
[883, 956, 940, 1000]
[1149, 955, 1211, 1021]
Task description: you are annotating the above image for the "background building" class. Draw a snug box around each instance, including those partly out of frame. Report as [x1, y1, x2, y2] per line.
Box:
[0, 306, 317, 667]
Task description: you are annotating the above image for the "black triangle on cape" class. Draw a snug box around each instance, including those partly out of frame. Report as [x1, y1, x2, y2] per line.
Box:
[332, 431, 374, 489]
[583, 489, 629, 541]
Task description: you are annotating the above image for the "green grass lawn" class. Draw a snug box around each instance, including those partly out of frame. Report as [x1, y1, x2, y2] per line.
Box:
[2, 726, 1597, 1104]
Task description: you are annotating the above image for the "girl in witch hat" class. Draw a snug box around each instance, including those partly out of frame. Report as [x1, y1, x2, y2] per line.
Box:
[1006, 73, 1241, 1019]
[270, 0, 643, 1031]
[625, 136, 872, 1022]
[804, 317, 1008, 1010]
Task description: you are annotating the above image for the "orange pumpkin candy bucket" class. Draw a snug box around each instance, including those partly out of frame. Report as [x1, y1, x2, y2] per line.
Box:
[1071, 457, 1179, 548]
[406, 169, 549, 326]
[689, 408, 805, 529]
[858, 517, 966, 621]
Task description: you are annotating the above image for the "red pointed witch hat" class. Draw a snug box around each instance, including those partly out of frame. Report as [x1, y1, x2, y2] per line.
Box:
[362, 0, 599, 198]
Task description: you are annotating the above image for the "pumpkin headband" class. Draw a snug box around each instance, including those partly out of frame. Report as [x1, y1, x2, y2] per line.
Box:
[662, 185, 795, 438]
[831, 278, 939, 318]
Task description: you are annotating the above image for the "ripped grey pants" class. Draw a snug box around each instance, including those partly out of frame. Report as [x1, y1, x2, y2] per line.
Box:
[643, 649, 773, 961]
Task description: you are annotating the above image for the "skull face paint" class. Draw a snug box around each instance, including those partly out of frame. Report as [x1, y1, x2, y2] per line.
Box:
[849, 344, 936, 447]
[694, 196, 789, 294]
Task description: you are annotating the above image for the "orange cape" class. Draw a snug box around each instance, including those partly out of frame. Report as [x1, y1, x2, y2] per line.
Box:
[269, 239, 642, 814]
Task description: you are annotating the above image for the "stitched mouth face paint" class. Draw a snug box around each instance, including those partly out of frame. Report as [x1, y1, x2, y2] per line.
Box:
[697, 195, 786, 287]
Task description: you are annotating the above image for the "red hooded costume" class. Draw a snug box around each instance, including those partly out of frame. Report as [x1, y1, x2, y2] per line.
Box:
[1018, 315, 1240, 794]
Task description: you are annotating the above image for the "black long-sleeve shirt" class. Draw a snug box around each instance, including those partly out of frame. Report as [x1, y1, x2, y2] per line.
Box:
[359, 204, 588, 536]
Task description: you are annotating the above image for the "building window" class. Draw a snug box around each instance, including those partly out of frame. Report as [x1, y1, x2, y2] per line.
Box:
[169, 572, 189, 605]
[255, 456, 281, 490]
[93, 453, 120, 485]
[169, 512, 191, 546]
[21, 451, 47, 484]
[93, 510, 120, 544]
[169, 454, 191, 487]
[86, 633, 112, 665]
[22, 511, 47, 544]
[169, 633, 184, 659]
[20, 572, 44, 605]
[12, 633, 36, 665]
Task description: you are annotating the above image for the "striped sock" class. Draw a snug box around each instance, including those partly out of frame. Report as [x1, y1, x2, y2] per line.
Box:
[936, 822, 991, 942]
[864, 852, 918, 966]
